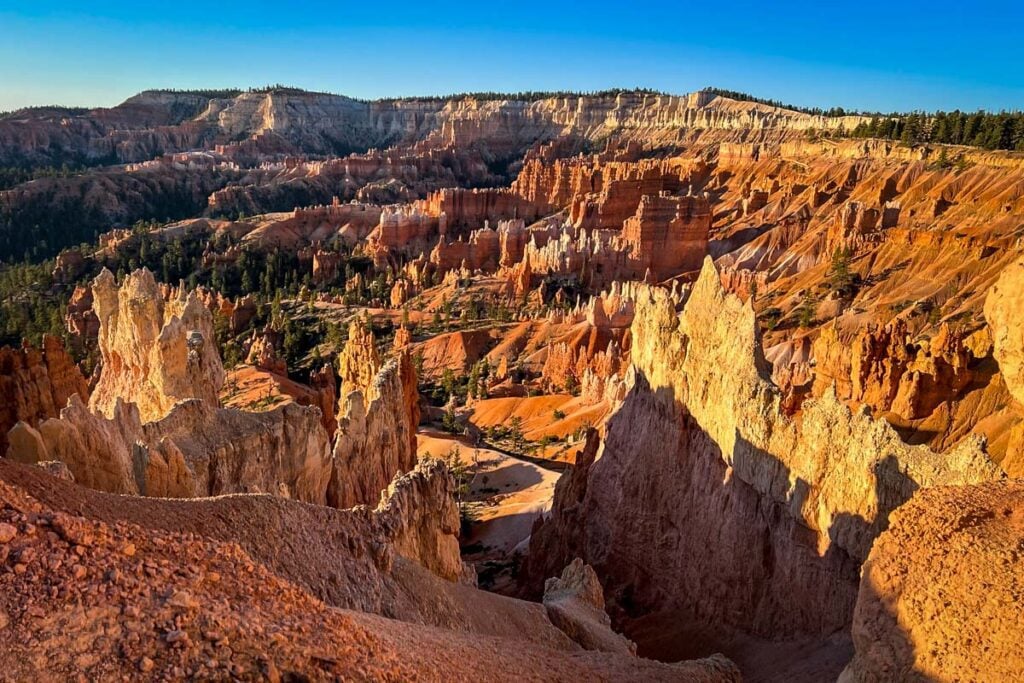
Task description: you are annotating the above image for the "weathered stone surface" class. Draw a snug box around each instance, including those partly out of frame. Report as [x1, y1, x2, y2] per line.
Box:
[330, 352, 420, 509]
[374, 458, 468, 583]
[336, 318, 381, 401]
[811, 320, 977, 420]
[9, 394, 332, 503]
[0, 335, 89, 455]
[89, 268, 224, 423]
[8, 396, 140, 495]
[244, 327, 287, 376]
[543, 558, 636, 654]
[840, 480, 1024, 682]
[985, 258, 1024, 405]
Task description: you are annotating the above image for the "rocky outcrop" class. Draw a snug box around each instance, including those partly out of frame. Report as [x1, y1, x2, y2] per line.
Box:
[373, 458, 467, 583]
[89, 269, 224, 423]
[330, 353, 420, 509]
[840, 480, 1024, 682]
[7, 396, 140, 495]
[619, 193, 711, 279]
[8, 394, 333, 503]
[244, 327, 287, 376]
[64, 285, 99, 353]
[543, 558, 636, 654]
[0, 336, 89, 455]
[985, 258, 1024, 405]
[6, 270, 430, 513]
[307, 363, 338, 438]
[6, 269, 337, 504]
[336, 318, 381, 400]
[811, 319, 977, 420]
[0, 454, 740, 682]
[526, 258, 1002, 648]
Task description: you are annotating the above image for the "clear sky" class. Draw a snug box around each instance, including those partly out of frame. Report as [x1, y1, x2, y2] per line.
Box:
[2, 1, 1023, 113]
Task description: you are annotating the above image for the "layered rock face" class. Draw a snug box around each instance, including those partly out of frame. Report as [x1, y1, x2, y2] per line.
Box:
[525, 258, 1002, 645]
[330, 353, 421, 509]
[7, 269, 428, 512]
[0, 88, 861, 170]
[89, 268, 224, 423]
[619, 193, 711, 279]
[840, 480, 1024, 682]
[8, 394, 333, 503]
[0, 336, 89, 455]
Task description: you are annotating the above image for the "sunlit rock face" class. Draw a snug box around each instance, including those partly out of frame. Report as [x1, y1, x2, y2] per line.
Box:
[840, 479, 1024, 682]
[89, 268, 224, 424]
[330, 352, 420, 509]
[525, 258, 1001, 644]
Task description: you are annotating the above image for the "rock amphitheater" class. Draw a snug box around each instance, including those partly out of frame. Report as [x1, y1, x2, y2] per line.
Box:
[0, 87, 1022, 681]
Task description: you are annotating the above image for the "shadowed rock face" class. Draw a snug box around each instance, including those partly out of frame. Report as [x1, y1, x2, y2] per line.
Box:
[525, 258, 1003, 649]
[0, 335, 89, 455]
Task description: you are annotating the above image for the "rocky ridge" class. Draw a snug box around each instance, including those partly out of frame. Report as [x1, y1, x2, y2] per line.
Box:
[525, 258, 1003, 652]
[0, 456, 741, 681]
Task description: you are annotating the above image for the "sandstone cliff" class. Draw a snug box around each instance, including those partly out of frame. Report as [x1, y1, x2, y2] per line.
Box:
[0, 335, 89, 455]
[526, 258, 1002, 647]
[89, 268, 224, 423]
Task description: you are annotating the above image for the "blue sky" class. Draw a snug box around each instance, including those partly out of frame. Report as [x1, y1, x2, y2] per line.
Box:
[1, 1, 1023, 113]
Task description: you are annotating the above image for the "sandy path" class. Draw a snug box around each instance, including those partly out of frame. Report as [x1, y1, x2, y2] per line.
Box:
[417, 430, 560, 557]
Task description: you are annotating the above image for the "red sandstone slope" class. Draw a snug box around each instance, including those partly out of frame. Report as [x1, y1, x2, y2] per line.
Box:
[0, 460, 740, 682]
[841, 480, 1024, 682]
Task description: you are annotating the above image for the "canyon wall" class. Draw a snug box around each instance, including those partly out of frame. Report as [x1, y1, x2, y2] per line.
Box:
[1, 89, 865, 167]
[526, 258, 1002, 644]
